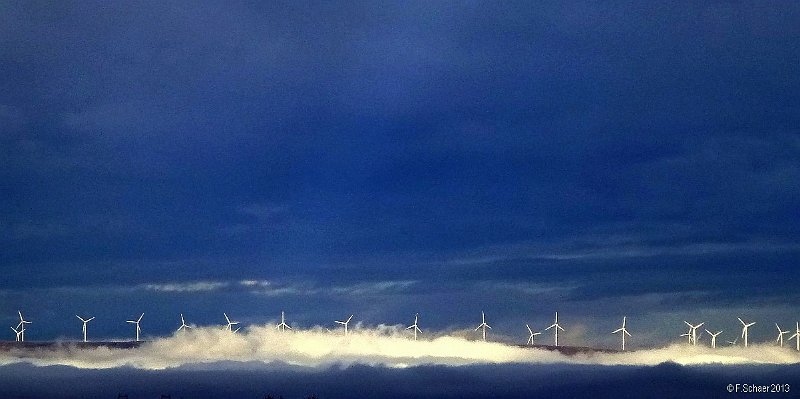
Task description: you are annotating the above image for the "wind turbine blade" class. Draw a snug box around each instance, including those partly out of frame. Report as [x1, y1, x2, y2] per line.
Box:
[286, 325, 292, 330]
[346, 315, 353, 323]
[486, 324, 492, 329]
[557, 325, 565, 331]
[625, 330, 631, 337]
[126, 320, 136, 323]
[527, 324, 533, 334]
[612, 328, 623, 334]
[738, 317, 745, 325]
[224, 313, 231, 323]
[87, 317, 95, 322]
[138, 313, 144, 322]
[684, 321, 692, 327]
[406, 325, 414, 330]
[474, 326, 481, 331]
[545, 324, 555, 331]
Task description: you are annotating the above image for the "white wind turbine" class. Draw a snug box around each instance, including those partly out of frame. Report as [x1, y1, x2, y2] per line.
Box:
[474, 311, 491, 341]
[789, 322, 800, 351]
[126, 313, 144, 342]
[17, 311, 31, 342]
[406, 313, 422, 341]
[680, 331, 692, 344]
[705, 329, 722, 349]
[776, 323, 790, 347]
[176, 313, 191, 333]
[335, 315, 353, 336]
[545, 312, 565, 346]
[10, 325, 23, 342]
[224, 313, 240, 333]
[683, 321, 703, 345]
[276, 311, 291, 332]
[726, 337, 738, 346]
[526, 324, 541, 345]
[738, 317, 755, 347]
[612, 316, 632, 351]
[76, 315, 95, 342]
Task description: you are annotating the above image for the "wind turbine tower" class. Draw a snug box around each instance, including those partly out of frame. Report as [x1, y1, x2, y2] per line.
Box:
[776, 323, 790, 347]
[526, 324, 541, 345]
[10, 325, 23, 342]
[705, 329, 722, 349]
[612, 316, 632, 351]
[335, 315, 353, 336]
[76, 315, 95, 342]
[545, 312, 565, 346]
[276, 311, 292, 332]
[224, 313, 240, 333]
[474, 311, 491, 341]
[683, 321, 704, 345]
[738, 317, 755, 348]
[789, 322, 800, 351]
[177, 314, 191, 333]
[406, 313, 422, 341]
[126, 313, 144, 342]
[17, 311, 31, 342]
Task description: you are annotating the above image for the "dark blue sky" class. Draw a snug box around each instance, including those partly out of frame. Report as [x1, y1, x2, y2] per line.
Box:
[1, 1, 799, 344]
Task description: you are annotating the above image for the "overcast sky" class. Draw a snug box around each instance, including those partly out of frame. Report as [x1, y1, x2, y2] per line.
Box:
[1, 1, 799, 345]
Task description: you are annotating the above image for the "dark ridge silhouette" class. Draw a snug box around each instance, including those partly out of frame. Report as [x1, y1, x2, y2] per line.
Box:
[516, 343, 622, 355]
[0, 341, 145, 350]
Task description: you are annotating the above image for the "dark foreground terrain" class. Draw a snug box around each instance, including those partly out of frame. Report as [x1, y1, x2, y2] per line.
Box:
[0, 361, 798, 399]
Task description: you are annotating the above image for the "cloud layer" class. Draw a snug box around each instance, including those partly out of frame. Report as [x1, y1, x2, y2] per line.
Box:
[2, 324, 798, 371]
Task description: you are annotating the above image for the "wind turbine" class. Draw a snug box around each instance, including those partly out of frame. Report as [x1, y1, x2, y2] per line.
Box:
[16, 311, 31, 342]
[176, 314, 191, 333]
[545, 312, 565, 346]
[406, 313, 422, 341]
[474, 311, 491, 341]
[612, 316, 632, 351]
[683, 321, 703, 345]
[224, 313, 240, 333]
[76, 315, 95, 342]
[276, 311, 291, 332]
[335, 315, 353, 336]
[126, 313, 144, 342]
[738, 317, 755, 347]
[776, 323, 790, 347]
[10, 325, 23, 342]
[726, 337, 739, 346]
[789, 322, 800, 351]
[680, 331, 692, 344]
[526, 324, 541, 345]
[705, 329, 722, 349]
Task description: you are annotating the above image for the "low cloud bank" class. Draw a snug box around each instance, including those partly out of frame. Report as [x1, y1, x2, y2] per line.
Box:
[1, 324, 798, 370]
